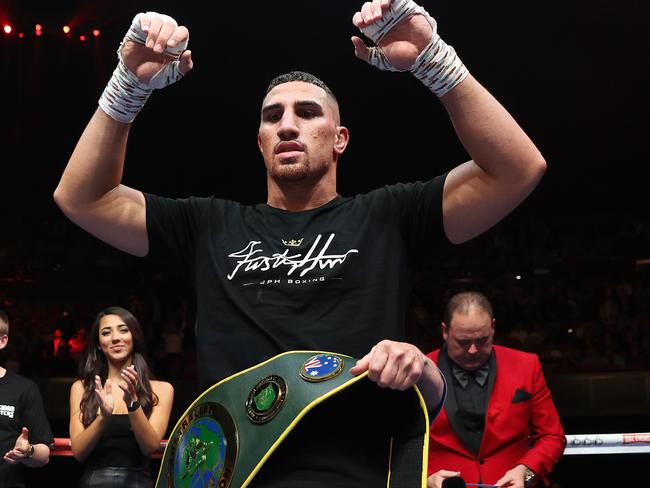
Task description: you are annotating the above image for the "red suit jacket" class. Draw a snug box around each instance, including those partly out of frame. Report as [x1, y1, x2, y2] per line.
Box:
[427, 345, 565, 484]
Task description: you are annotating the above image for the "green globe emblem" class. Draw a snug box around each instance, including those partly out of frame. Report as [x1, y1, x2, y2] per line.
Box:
[172, 413, 233, 488]
[179, 437, 215, 480]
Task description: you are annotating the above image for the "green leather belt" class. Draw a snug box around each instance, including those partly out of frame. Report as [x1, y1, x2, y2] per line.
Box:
[155, 350, 430, 487]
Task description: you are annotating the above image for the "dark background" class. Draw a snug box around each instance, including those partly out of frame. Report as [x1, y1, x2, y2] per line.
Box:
[1, 1, 649, 486]
[2, 0, 648, 357]
[2, 0, 648, 215]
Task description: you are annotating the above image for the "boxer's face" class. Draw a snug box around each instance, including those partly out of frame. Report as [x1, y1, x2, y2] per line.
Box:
[258, 81, 348, 184]
[442, 306, 495, 371]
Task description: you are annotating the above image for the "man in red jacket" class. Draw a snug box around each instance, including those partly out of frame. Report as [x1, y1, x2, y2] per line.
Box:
[427, 292, 565, 488]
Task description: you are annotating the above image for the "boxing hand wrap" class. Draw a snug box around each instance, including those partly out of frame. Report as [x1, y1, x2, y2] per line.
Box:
[358, 0, 469, 97]
[98, 12, 188, 123]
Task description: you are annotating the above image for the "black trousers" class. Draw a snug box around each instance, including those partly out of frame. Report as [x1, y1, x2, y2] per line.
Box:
[79, 466, 153, 488]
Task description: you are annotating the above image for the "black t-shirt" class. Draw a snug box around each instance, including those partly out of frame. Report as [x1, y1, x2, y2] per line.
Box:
[145, 178, 447, 486]
[251, 380, 401, 488]
[0, 370, 54, 488]
[146, 177, 447, 389]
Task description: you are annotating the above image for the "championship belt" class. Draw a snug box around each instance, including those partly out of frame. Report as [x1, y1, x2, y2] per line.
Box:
[156, 351, 430, 487]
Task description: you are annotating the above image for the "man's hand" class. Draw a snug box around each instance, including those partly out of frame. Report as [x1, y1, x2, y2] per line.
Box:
[495, 464, 528, 488]
[351, 0, 433, 70]
[350, 339, 427, 390]
[3, 427, 31, 464]
[122, 13, 193, 84]
[427, 469, 462, 488]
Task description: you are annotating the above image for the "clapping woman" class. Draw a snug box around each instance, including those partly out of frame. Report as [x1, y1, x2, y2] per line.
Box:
[69, 306, 174, 487]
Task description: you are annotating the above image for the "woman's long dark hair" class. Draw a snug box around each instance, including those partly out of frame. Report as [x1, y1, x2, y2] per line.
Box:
[78, 306, 158, 427]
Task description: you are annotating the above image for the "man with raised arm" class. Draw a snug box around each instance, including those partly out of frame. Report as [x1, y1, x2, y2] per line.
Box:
[55, 1, 545, 485]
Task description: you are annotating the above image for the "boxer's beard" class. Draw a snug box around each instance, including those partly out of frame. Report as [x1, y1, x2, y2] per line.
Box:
[269, 157, 310, 182]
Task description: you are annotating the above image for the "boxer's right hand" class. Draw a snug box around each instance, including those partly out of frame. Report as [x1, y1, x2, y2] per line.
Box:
[99, 12, 193, 122]
[121, 12, 193, 85]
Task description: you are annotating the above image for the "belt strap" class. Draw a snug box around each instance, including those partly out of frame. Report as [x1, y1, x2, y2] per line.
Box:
[156, 350, 430, 487]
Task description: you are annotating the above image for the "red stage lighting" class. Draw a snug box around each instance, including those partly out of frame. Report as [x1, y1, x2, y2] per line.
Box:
[79, 34, 86, 41]
[2, 23, 12, 35]
[92, 29, 100, 37]
[18, 32, 24, 38]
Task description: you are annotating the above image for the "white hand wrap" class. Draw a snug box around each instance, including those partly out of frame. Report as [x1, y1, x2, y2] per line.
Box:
[359, 0, 468, 97]
[98, 12, 188, 123]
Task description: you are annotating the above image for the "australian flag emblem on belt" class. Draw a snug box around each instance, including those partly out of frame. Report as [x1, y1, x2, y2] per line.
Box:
[299, 354, 344, 382]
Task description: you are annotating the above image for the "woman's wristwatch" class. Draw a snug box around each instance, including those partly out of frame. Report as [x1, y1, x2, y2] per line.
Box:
[127, 399, 141, 412]
[26, 443, 35, 458]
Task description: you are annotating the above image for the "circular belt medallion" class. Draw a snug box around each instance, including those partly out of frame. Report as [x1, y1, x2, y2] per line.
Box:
[299, 354, 344, 382]
[168, 401, 238, 488]
[246, 375, 287, 424]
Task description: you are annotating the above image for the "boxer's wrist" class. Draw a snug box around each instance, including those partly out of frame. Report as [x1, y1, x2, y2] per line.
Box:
[98, 58, 153, 124]
[409, 33, 469, 97]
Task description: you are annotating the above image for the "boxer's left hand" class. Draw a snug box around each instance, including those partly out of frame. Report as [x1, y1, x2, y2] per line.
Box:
[350, 339, 426, 390]
[351, 0, 433, 70]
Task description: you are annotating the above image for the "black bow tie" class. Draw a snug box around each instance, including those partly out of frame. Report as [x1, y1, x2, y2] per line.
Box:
[452, 363, 489, 389]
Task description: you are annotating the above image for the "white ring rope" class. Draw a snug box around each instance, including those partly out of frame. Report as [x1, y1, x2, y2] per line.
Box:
[564, 433, 650, 455]
[50, 433, 650, 456]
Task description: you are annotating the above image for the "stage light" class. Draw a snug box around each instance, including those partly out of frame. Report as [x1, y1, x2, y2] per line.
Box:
[35, 24, 42, 36]
[79, 34, 86, 41]
[3, 23, 12, 35]
[92, 29, 100, 37]
[18, 32, 24, 38]
[62, 25, 71, 34]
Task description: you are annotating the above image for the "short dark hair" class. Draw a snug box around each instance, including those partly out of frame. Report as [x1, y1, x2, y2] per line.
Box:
[265, 70, 338, 103]
[0, 309, 8, 335]
[443, 291, 494, 326]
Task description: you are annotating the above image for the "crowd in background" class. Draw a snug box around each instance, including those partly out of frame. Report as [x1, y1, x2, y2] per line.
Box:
[1, 210, 649, 380]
